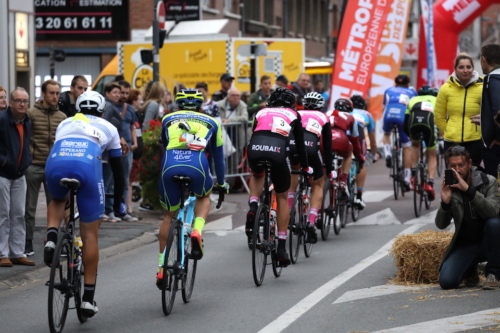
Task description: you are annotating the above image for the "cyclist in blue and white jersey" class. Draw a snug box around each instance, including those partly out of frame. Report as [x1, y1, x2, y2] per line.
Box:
[382, 74, 418, 191]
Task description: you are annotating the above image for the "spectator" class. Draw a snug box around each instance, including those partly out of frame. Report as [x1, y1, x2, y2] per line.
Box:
[290, 73, 312, 109]
[247, 75, 273, 119]
[0, 86, 7, 111]
[274, 74, 289, 89]
[217, 87, 248, 150]
[58, 75, 89, 117]
[479, 43, 500, 177]
[24, 79, 66, 256]
[434, 53, 483, 166]
[167, 84, 186, 114]
[241, 90, 250, 104]
[141, 82, 165, 131]
[212, 73, 234, 102]
[0, 87, 34, 266]
[436, 146, 500, 290]
[314, 79, 330, 112]
[196, 81, 220, 121]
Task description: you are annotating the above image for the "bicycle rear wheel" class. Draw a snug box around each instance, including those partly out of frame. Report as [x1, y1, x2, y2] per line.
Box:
[392, 150, 399, 200]
[289, 192, 301, 264]
[161, 224, 179, 315]
[332, 187, 342, 235]
[413, 166, 423, 218]
[74, 264, 87, 323]
[350, 176, 360, 222]
[320, 182, 332, 240]
[181, 234, 197, 303]
[338, 196, 348, 228]
[252, 204, 268, 286]
[48, 233, 71, 333]
[423, 167, 431, 210]
[271, 223, 282, 277]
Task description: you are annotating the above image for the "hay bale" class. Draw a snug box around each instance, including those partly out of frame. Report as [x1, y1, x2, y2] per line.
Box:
[390, 230, 453, 284]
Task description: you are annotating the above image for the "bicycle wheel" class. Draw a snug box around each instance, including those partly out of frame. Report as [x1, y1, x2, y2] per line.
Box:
[48, 233, 71, 333]
[338, 195, 348, 228]
[271, 224, 282, 277]
[288, 192, 301, 264]
[74, 264, 87, 323]
[252, 203, 268, 286]
[320, 182, 332, 241]
[332, 187, 342, 235]
[436, 150, 443, 177]
[350, 177, 360, 222]
[161, 224, 179, 315]
[423, 167, 431, 210]
[392, 150, 399, 200]
[181, 234, 197, 303]
[413, 166, 423, 218]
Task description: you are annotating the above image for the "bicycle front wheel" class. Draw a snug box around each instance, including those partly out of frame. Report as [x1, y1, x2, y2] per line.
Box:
[48, 233, 71, 333]
[288, 192, 301, 264]
[320, 181, 332, 241]
[413, 166, 423, 218]
[252, 204, 268, 286]
[161, 224, 179, 315]
[182, 234, 197, 303]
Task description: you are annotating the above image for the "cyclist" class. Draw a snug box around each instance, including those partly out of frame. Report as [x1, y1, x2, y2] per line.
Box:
[403, 85, 438, 201]
[350, 95, 378, 209]
[44, 91, 126, 318]
[288, 92, 334, 244]
[157, 89, 228, 287]
[326, 98, 366, 196]
[245, 87, 312, 266]
[382, 74, 418, 191]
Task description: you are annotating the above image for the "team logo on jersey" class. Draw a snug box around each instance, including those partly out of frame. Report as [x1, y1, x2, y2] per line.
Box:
[60, 140, 89, 149]
[252, 145, 281, 153]
[331, 131, 341, 139]
[172, 149, 193, 162]
[305, 141, 314, 147]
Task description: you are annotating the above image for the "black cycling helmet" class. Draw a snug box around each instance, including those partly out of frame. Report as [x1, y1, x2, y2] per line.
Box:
[431, 87, 439, 97]
[267, 87, 296, 108]
[334, 98, 354, 112]
[418, 85, 433, 96]
[350, 95, 366, 110]
[303, 92, 325, 111]
[395, 74, 410, 85]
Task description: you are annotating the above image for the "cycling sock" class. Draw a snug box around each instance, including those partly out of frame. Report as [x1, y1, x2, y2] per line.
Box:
[82, 284, 96, 303]
[384, 144, 391, 157]
[308, 208, 318, 225]
[277, 231, 287, 240]
[278, 238, 286, 248]
[192, 217, 205, 235]
[356, 191, 363, 200]
[249, 196, 259, 204]
[46, 228, 58, 244]
[404, 169, 411, 182]
[287, 192, 295, 208]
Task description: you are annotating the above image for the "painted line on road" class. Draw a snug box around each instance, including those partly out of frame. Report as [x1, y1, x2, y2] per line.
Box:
[363, 191, 394, 203]
[405, 209, 438, 224]
[332, 284, 431, 304]
[351, 208, 401, 225]
[371, 307, 500, 333]
[258, 224, 423, 333]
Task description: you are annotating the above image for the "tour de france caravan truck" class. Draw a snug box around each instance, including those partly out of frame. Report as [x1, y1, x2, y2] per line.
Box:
[110, 37, 305, 94]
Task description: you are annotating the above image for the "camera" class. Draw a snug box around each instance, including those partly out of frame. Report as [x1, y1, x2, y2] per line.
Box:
[445, 169, 458, 185]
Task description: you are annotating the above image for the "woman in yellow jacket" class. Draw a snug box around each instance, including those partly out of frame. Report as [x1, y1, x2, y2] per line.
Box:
[435, 53, 483, 166]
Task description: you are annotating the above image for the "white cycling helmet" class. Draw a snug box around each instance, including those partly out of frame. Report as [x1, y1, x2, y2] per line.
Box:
[303, 92, 325, 111]
[76, 90, 106, 113]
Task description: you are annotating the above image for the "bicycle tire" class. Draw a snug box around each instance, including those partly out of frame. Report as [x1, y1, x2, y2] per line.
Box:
[302, 192, 313, 257]
[289, 192, 301, 264]
[436, 150, 443, 177]
[271, 222, 282, 277]
[350, 176, 360, 222]
[181, 234, 197, 303]
[320, 182, 332, 241]
[48, 233, 71, 333]
[252, 203, 268, 286]
[392, 151, 399, 200]
[161, 223, 179, 315]
[413, 166, 423, 218]
[338, 195, 348, 228]
[332, 187, 342, 235]
[74, 266, 87, 323]
[423, 167, 431, 210]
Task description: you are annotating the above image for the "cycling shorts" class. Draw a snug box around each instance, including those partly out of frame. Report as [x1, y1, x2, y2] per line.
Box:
[408, 110, 437, 150]
[159, 149, 213, 211]
[331, 129, 353, 158]
[248, 132, 291, 194]
[45, 138, 105, 223]
[382, 104, 410, 144]
[289, 131, 324, 180]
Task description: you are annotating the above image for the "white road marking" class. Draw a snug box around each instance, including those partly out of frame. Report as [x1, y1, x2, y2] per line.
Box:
[258, 224, 423, 333]
[371, 307, 500, 333]
[362, 191, 394, 202]
[405, 209, 438, 224]
[352, 208, 401, 225]
[204, 215, 232, 232]
[332, 284, 431, 304]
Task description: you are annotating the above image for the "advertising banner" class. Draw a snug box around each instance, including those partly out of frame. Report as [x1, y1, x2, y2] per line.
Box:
[329, 0, 392, 109]
[164, 0, 201, 22]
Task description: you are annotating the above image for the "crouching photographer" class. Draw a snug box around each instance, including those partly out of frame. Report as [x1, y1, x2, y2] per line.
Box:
[436, 146, 500, 290]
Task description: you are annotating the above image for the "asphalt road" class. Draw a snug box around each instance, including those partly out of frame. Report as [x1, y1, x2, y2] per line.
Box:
[1, 160, 500, 333]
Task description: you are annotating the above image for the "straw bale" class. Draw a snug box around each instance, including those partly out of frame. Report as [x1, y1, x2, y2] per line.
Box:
[390, 230, 453, 284]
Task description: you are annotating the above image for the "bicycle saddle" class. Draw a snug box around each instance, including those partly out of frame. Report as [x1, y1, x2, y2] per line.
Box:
[173, 175, 192, 184]
[60, 178, 81, 190]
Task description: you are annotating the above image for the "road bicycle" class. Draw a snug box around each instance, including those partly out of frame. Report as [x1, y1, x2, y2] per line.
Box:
[413, 133, 431, 217]
[389, 125, 406, 200]
[320, 153, 343, 240]
[288, 169, 314, 264]
[159, 175, 225, 315]
[345, 157, 361, 223]
[252, 160, 285, 287]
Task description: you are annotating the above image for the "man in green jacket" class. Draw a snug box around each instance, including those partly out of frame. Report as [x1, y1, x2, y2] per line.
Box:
[247, 75, 272, 119]
[436, 146, 500, 290]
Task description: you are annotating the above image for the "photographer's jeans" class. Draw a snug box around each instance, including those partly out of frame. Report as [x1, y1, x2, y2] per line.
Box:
[439, 218, 500, 289]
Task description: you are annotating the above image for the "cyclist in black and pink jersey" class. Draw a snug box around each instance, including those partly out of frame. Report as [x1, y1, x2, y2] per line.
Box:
[246, 87, 313, 266]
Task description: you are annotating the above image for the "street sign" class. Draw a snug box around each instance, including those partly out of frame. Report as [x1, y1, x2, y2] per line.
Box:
[237, 44, 268, 57]
[403, 39, 418, 61]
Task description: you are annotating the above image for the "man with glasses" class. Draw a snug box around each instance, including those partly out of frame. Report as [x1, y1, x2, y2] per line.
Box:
[0, 87, 34, 267]
[58, 75, 89, 117]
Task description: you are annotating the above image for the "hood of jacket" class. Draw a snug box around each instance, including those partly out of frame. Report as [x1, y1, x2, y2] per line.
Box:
[449, 70, 482, 87]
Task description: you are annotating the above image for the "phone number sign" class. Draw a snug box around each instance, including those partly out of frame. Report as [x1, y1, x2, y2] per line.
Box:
[35, 0, 129, 41]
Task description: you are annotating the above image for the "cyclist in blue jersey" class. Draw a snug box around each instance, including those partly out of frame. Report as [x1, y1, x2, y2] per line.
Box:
[350, 95, 378, 209]
[44, 91, 126, 318]
[382, 74, 418, 191]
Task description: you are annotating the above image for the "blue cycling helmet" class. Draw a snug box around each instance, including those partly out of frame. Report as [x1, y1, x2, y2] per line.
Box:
[175, 88, 204, 110]
[418, 85, 433, 96]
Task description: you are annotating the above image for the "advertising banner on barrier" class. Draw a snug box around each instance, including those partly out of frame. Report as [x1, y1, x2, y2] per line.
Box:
[329, 0, 392, 110]
[367, 0, 412, 121]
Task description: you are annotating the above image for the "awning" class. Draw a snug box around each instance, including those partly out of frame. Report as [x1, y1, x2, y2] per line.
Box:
[144, 19, 229, 39]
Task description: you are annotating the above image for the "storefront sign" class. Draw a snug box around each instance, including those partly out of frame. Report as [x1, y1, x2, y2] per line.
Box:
[164, 0, 201, 22]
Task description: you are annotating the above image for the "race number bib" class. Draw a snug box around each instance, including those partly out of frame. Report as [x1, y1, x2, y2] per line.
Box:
[73, 120, 105, 145]
[182, 133, 207, 151]
[398, 94, 410, 106]
[305, 118, 322, 136]
[421, 101, 434, 112]
[271, 117, 291, 136]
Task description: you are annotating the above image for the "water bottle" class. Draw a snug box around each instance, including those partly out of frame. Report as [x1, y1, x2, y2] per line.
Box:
[74, 237, 83, 264]
[270, 209, 277, 239]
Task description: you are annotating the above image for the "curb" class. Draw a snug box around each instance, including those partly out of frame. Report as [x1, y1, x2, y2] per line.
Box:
[0, 232, 158, 293]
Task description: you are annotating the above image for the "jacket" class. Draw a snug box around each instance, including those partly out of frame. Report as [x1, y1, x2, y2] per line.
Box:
[290, 82, 311, 109]
[247, 89, 272, 119]
[104, 98, 123, 137]
[58, 91, 77, 117]
[480, 67, 500, 147]
[434, 71, 483, 143]
[0, 107, 32, 179]
[211, 89, 228, 103]
[27, 100, 66, 166]
[216, 98, 248, 149]
[435, 167, 500, 268]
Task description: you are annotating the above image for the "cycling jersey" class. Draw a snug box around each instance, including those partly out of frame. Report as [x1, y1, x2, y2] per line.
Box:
[382, 86, 418, 144]
[404, 95, 437, 150]
[352, 108, 375, 134]
[45, 113, 122, 222]
[326, 110, 363, 160]
[159, 110, 225, 211]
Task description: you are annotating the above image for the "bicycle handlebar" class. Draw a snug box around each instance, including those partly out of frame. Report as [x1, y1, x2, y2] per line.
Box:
[211, 186, 226, 209]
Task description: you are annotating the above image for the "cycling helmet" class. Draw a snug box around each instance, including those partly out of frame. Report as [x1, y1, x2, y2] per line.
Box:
[303, 92, 325, 111]
[350, 95, 367, 110]
[431, 87, 439, 97]
[334, 98, 354, 112]
[267, 87, 296, 108]
[175, 88, 204, 110]
[418, 85, 433, 96]
[76, 90, 106, 113]
[395, 74, 410, 85]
